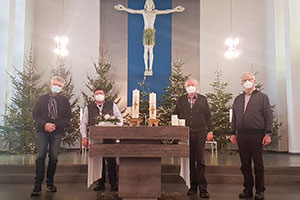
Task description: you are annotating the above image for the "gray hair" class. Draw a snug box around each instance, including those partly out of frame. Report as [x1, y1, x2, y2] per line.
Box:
[51, 76, 65, 86]
[241, 71, 256, 80]
[185, 78, 198, 88]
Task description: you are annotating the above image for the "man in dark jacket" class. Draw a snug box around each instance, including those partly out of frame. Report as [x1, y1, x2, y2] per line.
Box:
[174, 78, 213, 198]
[31, 76, 71, 196]
[80, 88, 123, 191]
[231, 72, 272, 200]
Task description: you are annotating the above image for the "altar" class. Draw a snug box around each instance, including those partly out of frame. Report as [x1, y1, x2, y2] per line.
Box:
[89, 126, 189, 200]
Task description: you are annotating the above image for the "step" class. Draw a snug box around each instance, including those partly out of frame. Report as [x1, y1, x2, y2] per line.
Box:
[0, 164, 179, 174]
[0, 173, 179, 183]
[1, 164, 300, 185]
[0, 164, 87, 173]
[206, 165, 300, 175]
[0, 173, 87, 183]
[206, 174, 300, 185]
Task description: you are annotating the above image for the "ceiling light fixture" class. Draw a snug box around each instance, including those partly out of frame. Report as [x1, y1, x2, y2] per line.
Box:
[54, 0, 69, 57]
[224, 0, 239, 59]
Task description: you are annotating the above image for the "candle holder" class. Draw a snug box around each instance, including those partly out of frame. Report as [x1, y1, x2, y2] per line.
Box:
[128, 118, 143, 126]
[146, 118, 160, 127]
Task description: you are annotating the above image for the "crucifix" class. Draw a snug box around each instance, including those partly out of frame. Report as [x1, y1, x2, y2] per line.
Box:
[114, 0, 184, 76]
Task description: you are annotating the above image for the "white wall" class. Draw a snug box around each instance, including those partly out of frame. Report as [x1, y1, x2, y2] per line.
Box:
[285, 0, 300, 153]
[0, 0, 11, 126]
[33, 0, 99, 107]
[200, 0, 269, 96]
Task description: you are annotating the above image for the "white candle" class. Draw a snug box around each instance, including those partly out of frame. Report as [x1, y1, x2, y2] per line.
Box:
[150, 92, 156, 104]
[149, 92, 156, 119]
[80, 108, 83, 121]
[178, 119, 185, 126]
[171, 115, 178, 126]
[229, 109, 233, 123]
[132, 89, 140, 118]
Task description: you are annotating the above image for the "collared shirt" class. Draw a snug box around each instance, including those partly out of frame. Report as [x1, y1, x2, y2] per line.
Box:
[244, 93, 252, 113]
[187, 94, 198, 109]
[80, 102, 124, 138]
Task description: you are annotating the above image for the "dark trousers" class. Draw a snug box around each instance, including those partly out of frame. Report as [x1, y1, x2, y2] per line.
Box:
[98, 139, 118, 187]
[34, 132, 63, 188]
[237, 133, 265, 192]
[189, 131, 207, 190]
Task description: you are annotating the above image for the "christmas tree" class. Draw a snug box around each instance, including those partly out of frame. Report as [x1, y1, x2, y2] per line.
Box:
[0, 49, 46, 153]
[252, 71, 282, 150]
[137, 79, 150, 125]
[206, 70, 233, 150]
[82, 49, 122, 107]
[50, 59, 80, 147]
[158, 59, 190, 126]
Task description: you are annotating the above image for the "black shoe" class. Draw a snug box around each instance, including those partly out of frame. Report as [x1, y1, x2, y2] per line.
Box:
[93, 184, 105, 191]
[46, 184, 57, 192]
[111, 185, 118, 191]
[30, 186, 41, 196]
[254, 192, 264, 200]
[199, 190, 210, 198]
[187, 188, 197, 195]
[239, 189, 253, 198]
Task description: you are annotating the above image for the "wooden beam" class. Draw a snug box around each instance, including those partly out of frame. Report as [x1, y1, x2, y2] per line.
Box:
[89, 143, 189, 158]
[89, 126, 189, 140]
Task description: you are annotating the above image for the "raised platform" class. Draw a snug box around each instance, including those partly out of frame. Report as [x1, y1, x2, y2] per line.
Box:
[0, 151, 300, 185]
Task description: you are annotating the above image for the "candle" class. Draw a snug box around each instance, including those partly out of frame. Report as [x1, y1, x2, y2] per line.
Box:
[149, 92, 156, 119]
[132, 89, 140, 118]
[178, 119, 185, 126]
[171, 115, 178, 126]
[229, 109, 233, 123]
[80, 108, 83, 121]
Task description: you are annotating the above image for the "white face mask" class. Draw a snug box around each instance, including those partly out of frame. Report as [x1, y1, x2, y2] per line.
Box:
[51, 85, 62, 94]
[95, 94, 105, 102]
[243, 80, 254, 89]
[186, 86, 196, 94]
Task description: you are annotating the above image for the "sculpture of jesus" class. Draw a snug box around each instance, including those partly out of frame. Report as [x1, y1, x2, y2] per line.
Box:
[114, 0, 184, 76]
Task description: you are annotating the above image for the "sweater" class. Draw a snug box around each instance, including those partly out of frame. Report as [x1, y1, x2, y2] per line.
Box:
[231, 90, 273, 135]
[173, 94, 213, 132]
[33, 93, 71, 133]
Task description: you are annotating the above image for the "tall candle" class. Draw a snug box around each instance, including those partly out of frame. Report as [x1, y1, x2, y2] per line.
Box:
[229, 109, 233, 123]
[149, 92, 156, 119]
[132, 89, 140, 118]
[80, 108, 83, 121]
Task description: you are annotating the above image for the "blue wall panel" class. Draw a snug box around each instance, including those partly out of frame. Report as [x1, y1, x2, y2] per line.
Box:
[127, 0, 172, 106]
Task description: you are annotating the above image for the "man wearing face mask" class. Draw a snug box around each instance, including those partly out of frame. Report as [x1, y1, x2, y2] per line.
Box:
[173, 78, 213, 198]
[31, 76, 71, 196]
[80, 88, 123, 191]
[231, 72, 272, 200]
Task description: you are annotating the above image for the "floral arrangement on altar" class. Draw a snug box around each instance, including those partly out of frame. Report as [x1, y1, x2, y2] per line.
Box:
[95, 114, 120, 126]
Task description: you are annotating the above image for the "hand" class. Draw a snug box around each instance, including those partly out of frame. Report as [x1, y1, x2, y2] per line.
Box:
[231, 135, 237, 144]
[206, 132, 214, 141]
[175, 6, 185, 12]
[82, 137, 89, 148]
[262, 134, 271, 146]
[45, 123, 56, 132]
[114, 4, 125, 11]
